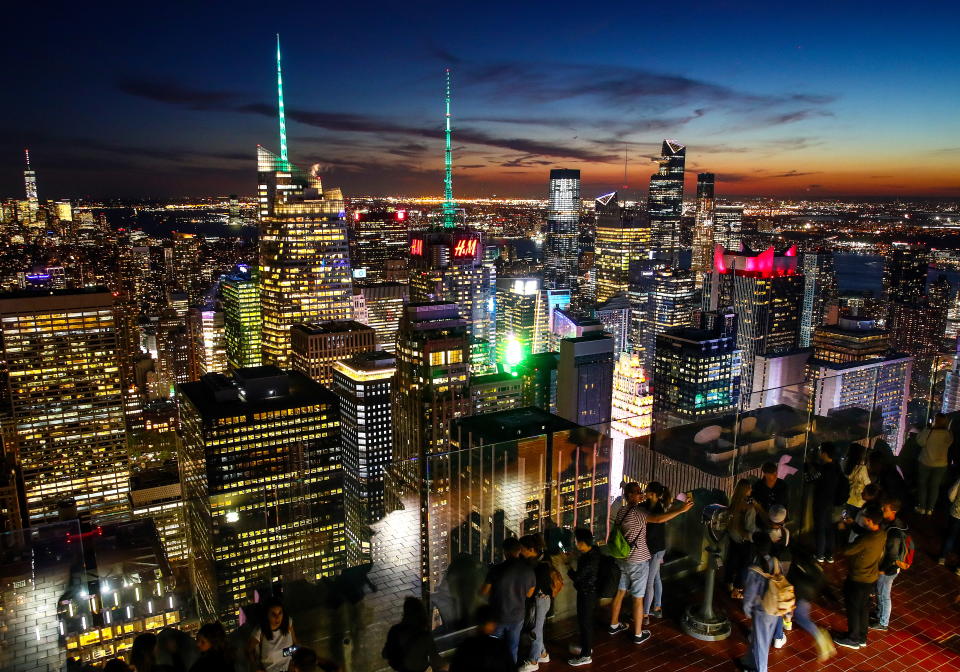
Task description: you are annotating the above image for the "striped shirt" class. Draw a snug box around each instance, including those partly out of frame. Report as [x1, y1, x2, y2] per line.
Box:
[615, 504, 650, 563]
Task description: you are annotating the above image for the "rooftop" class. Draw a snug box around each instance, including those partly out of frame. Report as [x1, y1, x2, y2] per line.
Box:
[451, 406, 580, 443]
[293, 320, 374, 335]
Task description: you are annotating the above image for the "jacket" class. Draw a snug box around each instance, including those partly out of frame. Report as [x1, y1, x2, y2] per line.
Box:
[842, 529, 886, 583]
[879, 518, 908, 575]
[949, 478, 960, 520]
[917, 427, 952, 468]
[786, 554, 826, 603]
[567, 546, 601, 594]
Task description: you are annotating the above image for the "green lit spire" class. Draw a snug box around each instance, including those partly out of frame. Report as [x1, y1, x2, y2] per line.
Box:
[276, 34, 289, 164]
[442, 68, 457, 228]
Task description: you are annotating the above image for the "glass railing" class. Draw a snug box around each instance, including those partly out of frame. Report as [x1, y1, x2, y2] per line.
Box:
[0, 368, 917, 671]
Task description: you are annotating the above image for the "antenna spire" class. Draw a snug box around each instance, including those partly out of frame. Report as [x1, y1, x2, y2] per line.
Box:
[442, 68, 456, 228]
[276, 34, 289, 164]
[24, 149, 31, 170]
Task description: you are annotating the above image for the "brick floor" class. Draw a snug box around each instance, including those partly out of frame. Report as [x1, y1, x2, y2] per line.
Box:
[543, 511, 960, 671]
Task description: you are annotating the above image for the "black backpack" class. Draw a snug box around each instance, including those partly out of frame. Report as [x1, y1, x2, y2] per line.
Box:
[597, 554, 622, 599]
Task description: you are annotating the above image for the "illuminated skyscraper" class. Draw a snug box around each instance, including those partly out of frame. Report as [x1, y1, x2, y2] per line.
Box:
[799, 252, 836, 347]
[220, 265, 262, 370]
[333, 351, 395, 566]
[544, 169, 581, 290]
[594, 192, 648, 303]
[290, 320, 376, 386]
[349, 209, 409, 282]
[713, 205, 743, 252]
[647, 140, 685, 263]
[704, 245, 804, 400]
[23, 149, 38, 219]
[640, 268, 696, 371]
[557, 331, 615, 426]
[595, 296, 631, 355]
[408, 229, 491, 342]
[353, 282, 408, 352]
[469, 372, 525, 414]
[258, 38, 354, 366]
[178, 367, 344, 622]
[0, 289, 129, 523]
[691, 173, 715, 288]
[813, 317, 890, 364]
[495, 278, 540, 365]
[611, 352, 652, 439]
[884, 243, 928, 306]
[393, 303, 471, 463]
[533, 288, 571, 354]
[171, 232, 203, 306]
[189, 307, 227, 376]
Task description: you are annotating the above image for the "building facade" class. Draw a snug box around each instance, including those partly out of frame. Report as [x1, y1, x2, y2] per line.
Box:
[220, 265, 262, 370]
[290, 320, 376, 386]
[647, 140, 686, 262]
[543, 169, 581, 290]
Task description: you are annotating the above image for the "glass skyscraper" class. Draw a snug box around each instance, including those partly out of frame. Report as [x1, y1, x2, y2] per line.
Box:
[691, 173, 715, 288]
[544, 168, 581, 289]
[220, 265, 262, 370]
[594, 191, 649, 303]
[647, 140, 686, 263]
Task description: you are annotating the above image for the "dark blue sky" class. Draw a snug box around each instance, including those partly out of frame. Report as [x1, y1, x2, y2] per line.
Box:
[3, 1, 959, 199]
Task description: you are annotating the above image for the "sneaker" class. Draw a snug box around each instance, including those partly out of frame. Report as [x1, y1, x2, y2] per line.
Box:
[651, 608, 663, 619]
[783, 617, 792, 631]
[815, 556, 826, 563]
[938, 557, 947, 566]
[833, 636, 861, 650]
[633, 630, 652, 644]
[519, 663, 539, 672]
[814, 628, 837, 662]
[568, 656, 592, 667]
[774, 635, 787, 649]
[869, 622, 888, 631]
[826, 556, 835, 564]
[607, 622, 629, 635]
[642, 616, 650, 626]
[540, 651, 551, 663]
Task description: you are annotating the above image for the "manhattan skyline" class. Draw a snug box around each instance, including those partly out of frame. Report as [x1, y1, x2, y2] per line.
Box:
[2, 1, 959, 200]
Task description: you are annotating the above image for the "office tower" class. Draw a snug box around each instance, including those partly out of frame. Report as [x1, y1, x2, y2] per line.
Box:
[0, 289, 129, 524]
[713, 205, 743, 252]
[627, 259, 659, 353]
[23, 149, 38, 219]
[220, 265, 262, 370]
[495, 278, 539, 365]
[543, 169, 581, 290]
[691, 173, 715, 288]
[653, 322, 741, 429]
[130, 468, 187, 566]
[171, 232, 203, 306]
[55, 199, 72, 223]
[799, 252, 836, 347]
[884, 243, 929, 306]
[704, 245, 804, 400]
[889, 274, 950, 371]
[594, 192, 648, 303]
[179, 367, 344, 621]
[557, 331, 615, 426]
[810, 353, 912, 453]
[393, 303, 471, 463]
[517, 352, 559, 414]
[189, 307, 227, 376]
[647, 139, 686, 263]
[290, 320, 376, 386]
[349, 209, 409, 282]
[469, 372, 525, 414]
[258, 40, 353, 366]
[353, 282, 408, 352]
[333, 351, 395, 566]
[595, 296, 631, 356]
[533, 288, 571, 354]
[408, 229, 491, 342]
[748, 349, 810, 410]
[611, 352, 652, 439]
[942, 339, 960, 414]
[813, 317, 890, 364]
[155, 309, 194, 394]
[640, 268, 697, 371]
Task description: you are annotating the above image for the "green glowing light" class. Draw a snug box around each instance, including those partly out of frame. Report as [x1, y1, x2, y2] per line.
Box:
[276, 34, 288, 164]
[505, 337, 523, 370]
[442, 68, 457, 228]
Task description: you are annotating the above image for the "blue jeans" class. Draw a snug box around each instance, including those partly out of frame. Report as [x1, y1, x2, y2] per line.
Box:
[643, 550, 665, 614]
[742, 609, 779, 672]
[876, 573, 896, 627]
[527, 595, 550, 663]
[495, 621, 523, 664]
[792, 599, 819, 640]
[918, 464, 947, 512]
[942, 517, 960, 558]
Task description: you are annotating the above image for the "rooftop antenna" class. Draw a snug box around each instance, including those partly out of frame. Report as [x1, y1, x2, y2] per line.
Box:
[276, 34, 288, 165]
[623, 145, 629, 193]
[24, 149, 31, 170]
[441, 68, 457, 228]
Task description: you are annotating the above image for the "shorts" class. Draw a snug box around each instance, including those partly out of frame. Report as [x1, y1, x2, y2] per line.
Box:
[617, 559, 649, 598]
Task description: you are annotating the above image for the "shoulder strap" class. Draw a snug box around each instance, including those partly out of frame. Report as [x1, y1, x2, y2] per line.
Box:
[627, 506, 644, 548]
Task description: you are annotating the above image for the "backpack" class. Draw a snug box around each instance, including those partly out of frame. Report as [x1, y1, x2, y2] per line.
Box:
[750, 558, 796, 616]
[896, 531, 916, 570]
[597, 554, 622, 599]
[604, 507, 642, 560]
[549, 565, 564, 597]
[834, 471, 850, 506]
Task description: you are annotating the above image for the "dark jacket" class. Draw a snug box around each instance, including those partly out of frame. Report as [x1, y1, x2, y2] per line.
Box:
[751, 478, 788, 513]
[567, 546, 601, 594]
[879, 518, 908, 576]
[809, 460, 842, 508]
[531, 558, 553, 597]
[842, 529, 886, 583]
[382, 622, 443, 672]
[786, 553, 826, 602]
[449, 633, 515, 672]
[188, 652, 232, 672]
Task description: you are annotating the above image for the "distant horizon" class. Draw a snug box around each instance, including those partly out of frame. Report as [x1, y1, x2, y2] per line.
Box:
[2, 3, 959, 201]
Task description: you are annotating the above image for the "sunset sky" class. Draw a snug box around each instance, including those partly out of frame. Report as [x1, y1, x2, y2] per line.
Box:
[2, 1, 959, 200]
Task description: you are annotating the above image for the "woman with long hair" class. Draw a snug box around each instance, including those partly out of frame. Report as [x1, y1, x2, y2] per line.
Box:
[190, 622, 232, 672]
[641, 482, 671, 623]
[247, 598, 297, 672]
[382, 597, 446, 672]
[725, 479, 757, 599]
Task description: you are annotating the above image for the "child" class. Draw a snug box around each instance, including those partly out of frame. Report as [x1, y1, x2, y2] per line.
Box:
[566, 528, 601, 667]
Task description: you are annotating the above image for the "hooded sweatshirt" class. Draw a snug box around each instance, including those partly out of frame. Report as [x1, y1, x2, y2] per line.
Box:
[879, 517, 908, 576]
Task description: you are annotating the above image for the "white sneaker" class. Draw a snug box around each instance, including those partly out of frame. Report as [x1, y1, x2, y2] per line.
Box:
[519, 663, 539, 672]
[568, 656, 592, 667]
[774, 635, 787, 649]
[540, 651, 551, 663]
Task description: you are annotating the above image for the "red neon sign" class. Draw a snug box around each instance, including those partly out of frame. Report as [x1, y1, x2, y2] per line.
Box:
[410, 238, 424, 256]
[453, 238, 478, 258]
[396, 210, 406, 221]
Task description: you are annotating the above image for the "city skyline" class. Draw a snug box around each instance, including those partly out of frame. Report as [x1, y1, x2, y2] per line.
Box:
[2, 3, 959, 200]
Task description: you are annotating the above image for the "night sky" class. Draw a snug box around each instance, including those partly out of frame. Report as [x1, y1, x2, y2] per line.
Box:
[3, 2, 959, 200]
